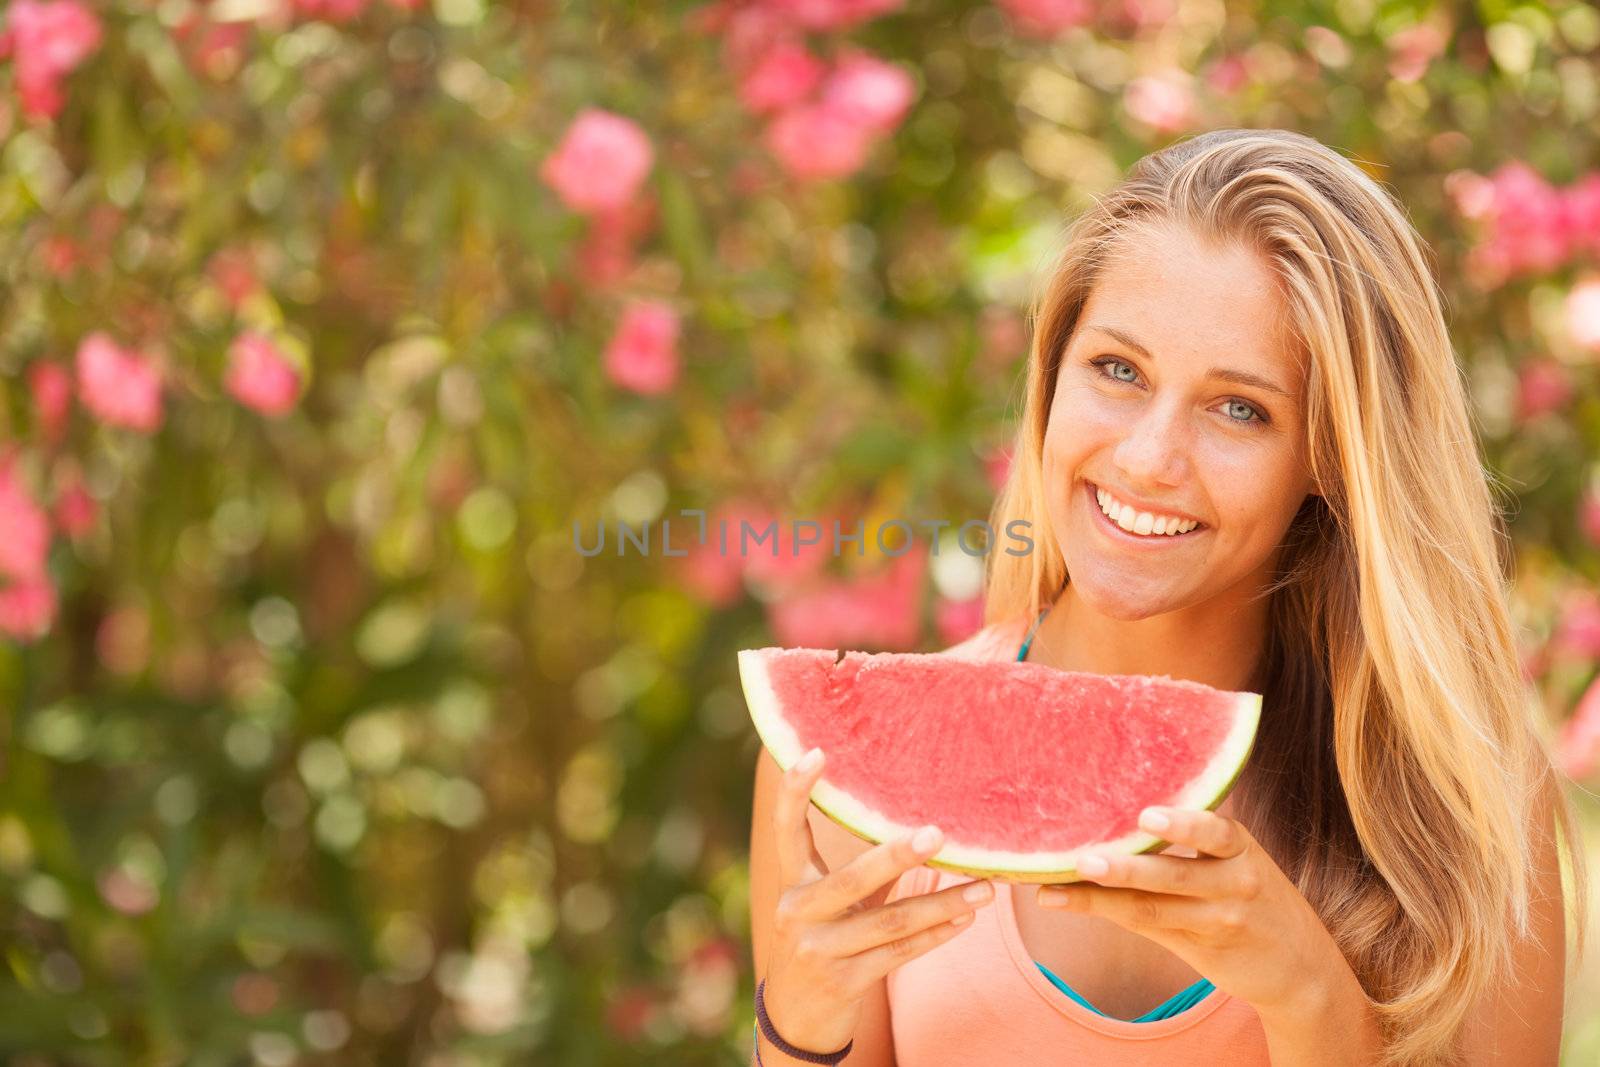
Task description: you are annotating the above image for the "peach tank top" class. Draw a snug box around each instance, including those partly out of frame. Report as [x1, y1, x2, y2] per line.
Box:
[883, 617, 1272, 1065]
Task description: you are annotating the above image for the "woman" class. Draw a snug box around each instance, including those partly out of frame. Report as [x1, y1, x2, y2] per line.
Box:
[749, 129, 1586, 1066]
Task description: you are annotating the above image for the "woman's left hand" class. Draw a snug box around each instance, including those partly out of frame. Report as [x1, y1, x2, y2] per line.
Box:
[1037, 806, 1356, 1020]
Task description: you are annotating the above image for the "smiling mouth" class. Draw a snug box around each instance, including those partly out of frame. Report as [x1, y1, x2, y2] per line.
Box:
[1086, 482, 1208, 542]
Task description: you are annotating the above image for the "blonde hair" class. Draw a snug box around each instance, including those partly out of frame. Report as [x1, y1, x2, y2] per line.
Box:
[985, 128, 1586, 1064]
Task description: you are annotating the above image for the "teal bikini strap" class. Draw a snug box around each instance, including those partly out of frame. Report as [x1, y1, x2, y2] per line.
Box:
[1035, 963, 1216, 1022]
[1017, 605, 1052, 662]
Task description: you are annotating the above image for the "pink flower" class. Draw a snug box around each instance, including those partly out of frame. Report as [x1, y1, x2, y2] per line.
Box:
[820, 49, 916, 135]
[1111, 0, 1176, 32]
[1203, 54, 1249, 96]
[40, 234, 78, 277]
[676, 538, 744, 607]
[291, 0, 370, 23]
[208, 247, 261, 309]
[225, 331, 302, 417]
[28, 361, 73, 443]
[0, 575, 58, 643]
[541, 108, 656, 215]
[0, 461, 51, 583]
[1581, 492, 1600, 548]
[673, 499, 847, 604]
[4, 0, 102, 120]
[604, 984, 659, 1043]
[764, 104, 876, 181]
[1513, 358, 1572, 421]
[1443, 169, 1496, 221]
[1553, 591, 1600, 660]
[1564, 174, 1600, 258]
[1470, 163, 1568, 284]
[984, 446, 1013, 492]
[54, 479, 96, 539]
[672, 499, 766, 606]
[766, 0, 905, 31]
[1386, 23, 1446, 83]
[74, 332, 164, 432]
[1565, 278, 1600, 352]
[935, 595, 985, 645]
[1123, 72, 1196, 133]
[995, 0, 1094, 37]
[767, 544, 926, 651]
[1556, 673, 1600, 781]
[575, 197, 657, 289]
[738, 39, 826, 115]
[740, 514, 836, 592]
[603, 300, 681, 395]
[702, 2, 792, 73]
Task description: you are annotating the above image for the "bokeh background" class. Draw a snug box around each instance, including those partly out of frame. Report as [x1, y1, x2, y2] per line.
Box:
[3, 0, 1600, 1063]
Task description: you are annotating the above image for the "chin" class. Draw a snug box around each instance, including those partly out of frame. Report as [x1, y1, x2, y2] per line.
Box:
[1064, 566, 1178, 621]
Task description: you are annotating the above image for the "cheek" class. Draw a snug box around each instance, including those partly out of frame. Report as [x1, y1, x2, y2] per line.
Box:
[1043, 386, 1117, 464]
[1206, 454, 1307, 532]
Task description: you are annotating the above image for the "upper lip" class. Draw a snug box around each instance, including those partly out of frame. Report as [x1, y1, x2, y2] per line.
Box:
[1090, 482, 1206, 527]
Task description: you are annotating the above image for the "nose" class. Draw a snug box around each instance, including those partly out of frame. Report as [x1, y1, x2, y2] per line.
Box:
[1111, 399, 1190, 488]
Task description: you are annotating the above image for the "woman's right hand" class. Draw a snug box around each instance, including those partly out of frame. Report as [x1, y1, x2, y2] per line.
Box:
[759, 747, 996, 1056]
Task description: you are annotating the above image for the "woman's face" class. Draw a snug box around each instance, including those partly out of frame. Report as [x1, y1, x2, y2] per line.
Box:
[1042, 222, 1317, 621]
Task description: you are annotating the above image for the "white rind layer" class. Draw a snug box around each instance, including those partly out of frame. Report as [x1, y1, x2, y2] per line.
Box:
[739, 648, 1262, 884]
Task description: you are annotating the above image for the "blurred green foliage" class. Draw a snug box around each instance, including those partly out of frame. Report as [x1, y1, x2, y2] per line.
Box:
[2, 0, 1600, 1064]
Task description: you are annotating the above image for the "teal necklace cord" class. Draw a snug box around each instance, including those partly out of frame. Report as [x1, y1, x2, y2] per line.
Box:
[1016, 604, 1052, 663]
[1016, 603, 1216, 1022]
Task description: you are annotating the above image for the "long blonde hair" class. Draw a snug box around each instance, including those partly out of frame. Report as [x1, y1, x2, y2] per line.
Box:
[985, 128, 1586, 1064]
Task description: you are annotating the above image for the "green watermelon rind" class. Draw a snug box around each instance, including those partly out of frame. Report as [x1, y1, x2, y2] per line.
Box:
[739, 647, 1262, 886]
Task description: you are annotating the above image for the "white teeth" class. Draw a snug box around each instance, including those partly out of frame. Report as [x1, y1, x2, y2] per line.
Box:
[1094, 485, 1199, 537]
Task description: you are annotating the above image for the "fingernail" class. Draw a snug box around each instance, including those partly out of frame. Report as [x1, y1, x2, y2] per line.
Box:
[1139, 808, 1170, 832]
[963, 882, 993, 905]
[1040, 887, 1074, 908]
[913, 825, 942, 853]
[798, 749, 822, 772]
[1077, 854, 1108, 877]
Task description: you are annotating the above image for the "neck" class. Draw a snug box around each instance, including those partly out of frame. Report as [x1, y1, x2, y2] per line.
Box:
[1029, 579, 1272, 695]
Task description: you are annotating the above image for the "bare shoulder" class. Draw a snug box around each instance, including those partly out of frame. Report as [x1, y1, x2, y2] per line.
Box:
[941, 616, 1031, 662]
[1455, 774, 1570, 1064]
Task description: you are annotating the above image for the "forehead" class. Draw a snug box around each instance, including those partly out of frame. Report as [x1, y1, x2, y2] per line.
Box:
[1077, 223, 1301, 383]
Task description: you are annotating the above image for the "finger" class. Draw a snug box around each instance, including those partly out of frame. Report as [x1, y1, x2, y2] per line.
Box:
[774, 748, 828, 889]
[1036, 884, 1211, 931]
[796, 822, 944, 921]
[846, 894, 983, 982]
[825, 879, 994, 957]
[1071, 852, 1231, 898]
[1139, 807, 1251, 860]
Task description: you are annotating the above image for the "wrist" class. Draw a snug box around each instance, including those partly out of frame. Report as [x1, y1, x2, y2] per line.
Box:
[1257, 955, 1382, 1065]
[755, 1022, 855, 1066]
[755, 977, 855, 1065]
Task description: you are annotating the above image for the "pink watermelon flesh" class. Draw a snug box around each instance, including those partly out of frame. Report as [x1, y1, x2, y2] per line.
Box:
[740, 646, 1260, 881]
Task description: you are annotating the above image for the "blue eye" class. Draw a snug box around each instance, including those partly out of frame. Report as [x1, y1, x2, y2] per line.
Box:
[1222, 398, 1264, 424]
[1088, 356, 1268, 427]
[1089, 355, 1141, 385]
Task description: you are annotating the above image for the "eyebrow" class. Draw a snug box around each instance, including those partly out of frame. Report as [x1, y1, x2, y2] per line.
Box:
[1085, 324, 1296, 401]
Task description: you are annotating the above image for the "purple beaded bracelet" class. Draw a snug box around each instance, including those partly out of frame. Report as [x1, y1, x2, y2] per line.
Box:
[754, 978, 854, 1065]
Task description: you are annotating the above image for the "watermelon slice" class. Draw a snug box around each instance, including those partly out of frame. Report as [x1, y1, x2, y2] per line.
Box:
[740, 647, 1261, 883]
